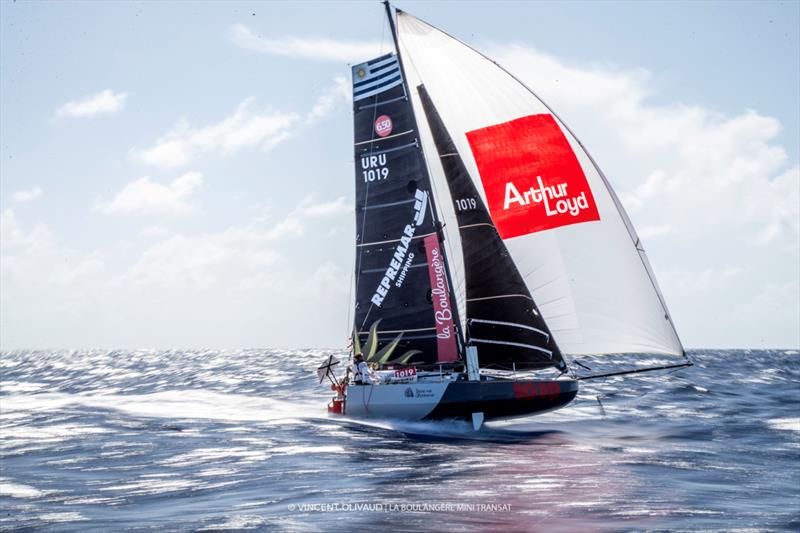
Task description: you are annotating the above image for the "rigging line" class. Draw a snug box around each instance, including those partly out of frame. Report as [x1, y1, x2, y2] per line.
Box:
[345, 237, 356, 338]
[576, 362, 693, 381]
[358, 300, 374, 332]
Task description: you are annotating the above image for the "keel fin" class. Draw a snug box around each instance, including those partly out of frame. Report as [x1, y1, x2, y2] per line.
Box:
[471, 411, 484, 431]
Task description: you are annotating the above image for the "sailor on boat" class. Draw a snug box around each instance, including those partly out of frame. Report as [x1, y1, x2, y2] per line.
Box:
[351, 352, 374, 385]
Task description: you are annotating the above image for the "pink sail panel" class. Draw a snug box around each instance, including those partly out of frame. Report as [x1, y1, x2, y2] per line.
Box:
[423, 234, 458, 362]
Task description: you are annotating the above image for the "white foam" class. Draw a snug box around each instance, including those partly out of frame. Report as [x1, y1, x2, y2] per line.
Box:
[0, 480, 49, 499]
[38, 512, 87, 522]
[161, 447, 272, 467]
[0, 382, 49, 393]
[199, 515, 268, 530]
[767, 417, 800, 432]
[1, 424, 109, 449]
[197, 467, 238, 477]
[1, 390, 324, 423]
[270, 445, 345, 456]
[98, 478, 195, 495]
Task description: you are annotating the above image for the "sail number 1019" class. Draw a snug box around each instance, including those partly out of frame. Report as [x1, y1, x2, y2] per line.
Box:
[455, 198, 478, 211]
[363, 168, 389, 182]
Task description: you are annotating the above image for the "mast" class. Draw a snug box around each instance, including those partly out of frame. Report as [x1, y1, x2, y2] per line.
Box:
[380, 0, 466, 357]
[383, 2, 405, 79]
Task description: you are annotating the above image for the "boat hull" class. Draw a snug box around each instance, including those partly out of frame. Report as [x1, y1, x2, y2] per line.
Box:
[343, 379, 578, 421]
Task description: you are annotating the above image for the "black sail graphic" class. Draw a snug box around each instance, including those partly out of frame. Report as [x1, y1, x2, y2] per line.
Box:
[351, 55, 462, 365]
[418, 85, 566, 371]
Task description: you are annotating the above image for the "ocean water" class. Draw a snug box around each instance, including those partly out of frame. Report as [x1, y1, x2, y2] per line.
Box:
[0, 349, 798, 532]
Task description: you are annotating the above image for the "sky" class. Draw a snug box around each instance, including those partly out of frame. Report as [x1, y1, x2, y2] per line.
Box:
[1, 0, 798, 350]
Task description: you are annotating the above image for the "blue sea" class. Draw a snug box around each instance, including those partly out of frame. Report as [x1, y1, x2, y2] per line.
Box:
[1, 349, 798, 532]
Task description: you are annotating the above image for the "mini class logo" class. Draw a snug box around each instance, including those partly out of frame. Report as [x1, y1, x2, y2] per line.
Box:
[374, 115, 393, 137]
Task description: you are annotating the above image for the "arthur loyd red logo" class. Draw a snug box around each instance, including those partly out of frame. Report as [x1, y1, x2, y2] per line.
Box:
[466, 114, 600, 239]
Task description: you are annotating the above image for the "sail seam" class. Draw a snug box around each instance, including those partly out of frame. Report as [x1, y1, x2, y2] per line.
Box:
[470, 338, 553, 357]
[356, 141, 418, 157]
[357, 95, 407, 111]
[468, 318, 549, 338]
[357, 326, 437, 334]
[357, 231, 436, 248]
[354, 129, 414, 145]
[362, 198, 416, 210]
[361, 263, 426, 274]
[458, 223, 495, 230]
[467, 294, 533, 302]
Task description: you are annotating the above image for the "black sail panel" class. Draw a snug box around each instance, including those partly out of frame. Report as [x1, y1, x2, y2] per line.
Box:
[418, 85, 565, 371]
[352, 55, 462, 366]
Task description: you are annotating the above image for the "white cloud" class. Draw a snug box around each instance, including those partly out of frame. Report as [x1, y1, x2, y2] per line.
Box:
[494, 45, 799, 248]
[133, 75, 347, 170]
[118, 231, 280, 290]
[56, 89, 128, 118]
[11, 186, 43, 203]
[95, 172, 203, 215]
[637, 224, 673, 239]
[487, 43, 799, 347]
[230, 24, 382, 62]
[1, 208, 52, 251]
[1, 192, 353, 348]
[119, 194, 349, 290]
[1, 209, 105, 286]
[139, 225, 171, 238]
[293, 196, 352, 217]
[307, 75, 350, 123]
[659, 267, 742, 292]
[134, 99, 299, 169]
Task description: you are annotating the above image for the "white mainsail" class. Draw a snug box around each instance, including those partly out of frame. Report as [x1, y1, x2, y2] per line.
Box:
[396, 11, 684, 357]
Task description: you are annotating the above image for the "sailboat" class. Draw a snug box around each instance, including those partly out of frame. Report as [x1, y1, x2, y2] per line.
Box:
[319, 2, 691, 430]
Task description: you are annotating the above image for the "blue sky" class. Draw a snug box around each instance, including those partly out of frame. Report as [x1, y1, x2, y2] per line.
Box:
[1, 1, 798, 349]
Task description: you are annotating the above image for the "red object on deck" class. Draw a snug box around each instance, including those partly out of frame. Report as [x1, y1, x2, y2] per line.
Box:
[328, 398, 344, 415]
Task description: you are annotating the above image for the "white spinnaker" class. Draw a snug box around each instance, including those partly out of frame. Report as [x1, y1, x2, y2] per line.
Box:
[397, 11, 683, 356]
